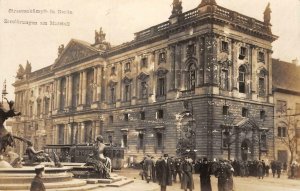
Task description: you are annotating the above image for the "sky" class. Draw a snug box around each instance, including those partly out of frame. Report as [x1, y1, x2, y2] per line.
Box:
[0, 0, 299, 100]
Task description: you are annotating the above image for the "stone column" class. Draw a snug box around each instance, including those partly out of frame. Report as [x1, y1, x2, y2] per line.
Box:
[267, 50, 272, 96]
[79, 72, 83, 105]
[169, 45, 176, 90]
[97, 67, 102, 102]
[56, 78, 61, 110]
[68, 75, 73, 107]
[93, 67, 98, 102]
[251, 46, 257, 94]
[82, 70, 87, 105]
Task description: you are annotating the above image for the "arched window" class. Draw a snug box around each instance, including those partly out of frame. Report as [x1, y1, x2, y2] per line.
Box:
[220, 69, 229, 90]
[238, 66, 246, 93]
[258, 70, 266, 96]
[187, 63, 196, 91]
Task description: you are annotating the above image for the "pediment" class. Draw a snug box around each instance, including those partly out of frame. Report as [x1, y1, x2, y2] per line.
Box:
[137, 72, 149, 81]
[53, 39, 99, 68]
[122, 76, 132, 84]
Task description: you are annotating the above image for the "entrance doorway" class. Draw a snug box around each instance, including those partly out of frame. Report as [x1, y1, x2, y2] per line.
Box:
[241, 139, 251, 161]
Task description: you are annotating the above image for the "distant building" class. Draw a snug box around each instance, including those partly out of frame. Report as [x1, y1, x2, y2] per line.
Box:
[12, 0, 278, 161]
[273, 59, 300, 164]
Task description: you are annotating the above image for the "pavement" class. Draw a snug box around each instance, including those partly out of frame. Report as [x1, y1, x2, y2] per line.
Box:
[116, 168, 300, 191]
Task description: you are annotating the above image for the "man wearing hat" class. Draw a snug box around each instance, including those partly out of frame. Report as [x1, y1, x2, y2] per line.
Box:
[30, 165, 46, 191]
[156, 154, 172, 191]
[199, 158, 212, 191]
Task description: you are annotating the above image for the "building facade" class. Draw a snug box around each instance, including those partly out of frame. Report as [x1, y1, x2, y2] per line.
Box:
[12, 0, 278, 161]
[273, 59, 300, 165]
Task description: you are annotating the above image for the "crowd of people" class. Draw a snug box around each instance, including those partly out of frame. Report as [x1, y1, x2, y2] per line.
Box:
[139, 154, 300, 191]
[139, 154, 235, 191]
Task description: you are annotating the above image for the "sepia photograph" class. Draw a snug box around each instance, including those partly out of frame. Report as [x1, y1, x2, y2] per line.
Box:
[0, 0, 300, 190]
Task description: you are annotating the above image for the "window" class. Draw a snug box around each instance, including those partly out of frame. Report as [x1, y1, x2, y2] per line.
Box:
[140, 81, 148, 99]
[38, 87, 42, 95]
[111, 66, 116, 75]
[156, 109, 164, 119]
[156, 132, 163, 149]
[109, 115, 114, 123]
[223, 105, 229, 115]
[260, 134, 267, 150]
[239, 47, 247, 59]
[108, 135, 113, 145]
[110, 87, 116, 104]
[260, 110, 266, 121]
[58, 125, 65, 144]
[124, 113, 129, 121]
[141, 57, 148, 68]
[157, 77, 165, 96]
[276, 100, 287, 113]
[124, 62, 131, 72]
[122, 134, 128, 147]
[242, 108, 248, 117]
[258, 70, 266, 97]
[140, 111, 145, 120]
[37, 101, 41, 117]
[278, 127, 286, 137]
[221, 41, 229, 52]
[186, 44, 195, 57]
[86, 69, 94, 105]
[187, 64, 196, 91]
[220, 69, 229, 90]
[258, 51, 265, 63]
[138, 133, 144, 149]
[158, 52, 166, 64]
[296, 103, 300, 114]
[29, 105, 33, 117]
[44, 98, 50, 115]
[238, 66, 246, 93]
[72, 73, 80, 107]
[124, 84, 131, 102]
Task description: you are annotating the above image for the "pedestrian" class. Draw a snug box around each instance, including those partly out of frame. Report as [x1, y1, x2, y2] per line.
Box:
[276, 161, 282, 178]
[199, 157, 212, 191]
[30, 165, 46, 191]
[215, 160, 231, 191]
[181, 157, 194, 191]
[291, 163, 296, 179]
[257, 161, 264, 179]
[174, 157, 182, 183]
[271, 161, 276, 178]
[156, 154, 173, 191]
[143, 155, 154, 183]
[151, 156, 157, 182]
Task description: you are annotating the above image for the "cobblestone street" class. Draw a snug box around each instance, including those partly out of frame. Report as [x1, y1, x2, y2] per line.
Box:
[117, 168, 300, 191]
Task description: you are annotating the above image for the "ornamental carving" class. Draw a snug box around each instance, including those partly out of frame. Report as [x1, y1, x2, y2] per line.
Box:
[54, 41, 98, 68]
[155, 67, 169, 77]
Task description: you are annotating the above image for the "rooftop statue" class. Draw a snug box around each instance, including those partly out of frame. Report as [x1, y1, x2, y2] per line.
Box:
[25, 60, 32, 74]
[95, 27, 106, 44]
[264, 3, 271, 25]
[171, 0, 183, 16]
[16, 64, 25, 79]
[58, 44, 65, 56]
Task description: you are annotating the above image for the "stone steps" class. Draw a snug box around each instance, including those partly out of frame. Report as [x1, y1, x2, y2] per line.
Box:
[0, 172, 73, 183]
[0, 179, 87, 190]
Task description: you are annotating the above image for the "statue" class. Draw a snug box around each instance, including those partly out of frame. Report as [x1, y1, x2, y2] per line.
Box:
[264, 3, 271, 25]
[0, 99, 21, 153]
[58, 44, 64, 56]
[85, 135, 111, 178]
[16, 64, 25, 79]
[171, 0, 182, 17]
[95, 27, 106, 44]
[25, 60, 32, 74]
[25, 141, 53, 164]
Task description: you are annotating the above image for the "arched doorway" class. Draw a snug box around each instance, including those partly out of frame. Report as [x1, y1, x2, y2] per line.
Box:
[241, 139, 251, 161]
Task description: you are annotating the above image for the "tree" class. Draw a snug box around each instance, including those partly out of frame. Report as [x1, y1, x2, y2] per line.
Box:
[277, 109, 299, 165]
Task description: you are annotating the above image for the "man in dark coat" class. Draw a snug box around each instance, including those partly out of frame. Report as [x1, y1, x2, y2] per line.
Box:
[174, 157, 182, 183]
[156, 154, 172, 191]
[30, 165, 46, 191]
[143, 155, 154, 183]
[276, 161, 282, 178]
[215, 160, 231, 191]
[199, 158, 212, 191]
[181, 157, 194, 191]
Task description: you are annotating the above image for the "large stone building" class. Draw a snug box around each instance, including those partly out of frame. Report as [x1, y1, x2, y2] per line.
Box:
[12, 0, 278, 161]
[273, 59, 300, 164]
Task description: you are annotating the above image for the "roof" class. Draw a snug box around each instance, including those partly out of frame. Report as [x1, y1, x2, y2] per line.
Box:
[272, 59, 300, 93]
